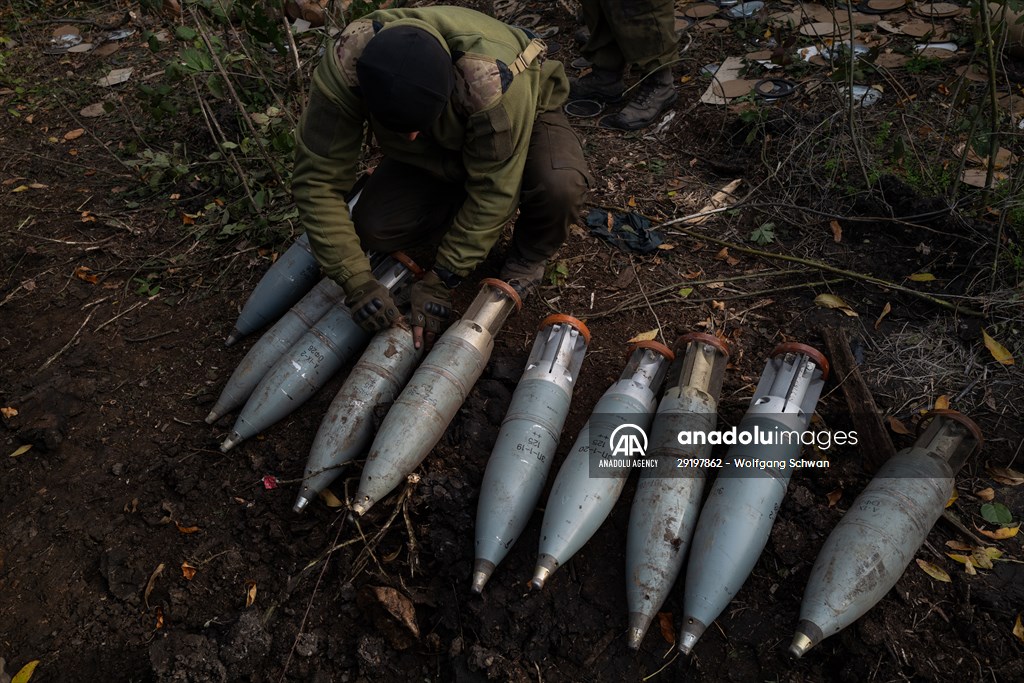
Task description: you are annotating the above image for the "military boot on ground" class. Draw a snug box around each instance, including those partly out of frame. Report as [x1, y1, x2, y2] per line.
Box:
[599, 68, 677, 131]
[568, 66, 625, 103]
[500, 255, 548, 300]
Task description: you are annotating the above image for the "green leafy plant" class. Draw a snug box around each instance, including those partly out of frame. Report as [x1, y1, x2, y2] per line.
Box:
[981, 502, 1014, 525]
[749, 222, 777, 246]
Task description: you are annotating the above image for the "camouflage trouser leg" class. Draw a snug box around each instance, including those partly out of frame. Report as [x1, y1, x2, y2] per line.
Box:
[510, 109, 592, 264]
[580, 0, 678, 74]
[350, 159, 465, 254]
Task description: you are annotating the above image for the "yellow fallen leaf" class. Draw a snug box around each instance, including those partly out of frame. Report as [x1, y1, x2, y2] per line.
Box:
[1014, 614, 1024, 644]
[935, 394, 949, 410]
[945, 488, 958, 508]
[814, 293, 858, 317]
[64, 128, 85, 141]
[827, 488, 842, 507]
[983, 547, 1003, 560]
[830, 219, 842, 242]
[12, 185, 30, 193]
[975, 524, 1019, 540]
[155, 605, 164, 630]
[945, 540, 973, 551]
[887, 415, 912, 435]
[181, 562, 197, 580]
[874, 302, 892, 330]
[948, 552, 979, 574]
[12, 660, 40, 683]
[971, 547, 995, 569]
[627, 329, 659, 344]
[908, 273, 936, 282]
[657, 243, 675, 250]
[982, 328, 1015, 365]
[74, 266, 100, 285]
[916, 559, 951, 582]
[714, 247, 730, 261]
[244, 579, 257, 607]
[319, 489, 345, 508]
[975, 487, 995, 501]
[9, 444, 32, 457]
[174, 521, 201, 534]
[987, 465, 1024, 486]
[627, 196, 636, 207]
[1, 406, 18, 418]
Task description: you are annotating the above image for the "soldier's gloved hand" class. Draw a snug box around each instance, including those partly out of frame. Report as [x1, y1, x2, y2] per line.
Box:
[344, 270, 400, 333]
[409, 271, 453, 349]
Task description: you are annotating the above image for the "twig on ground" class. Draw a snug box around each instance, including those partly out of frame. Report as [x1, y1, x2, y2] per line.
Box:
[664, 226, 986, 317]
[38, 309, 95, 372]
[191, 77, 259, 213]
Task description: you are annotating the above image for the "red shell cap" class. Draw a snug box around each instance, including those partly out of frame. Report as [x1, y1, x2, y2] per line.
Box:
[770, 342, 829, 381]
[540, 314, 591, 347]
[390, 251, 424, 278]
[628, 339, 675, 362]
[676, 332, 731, 359]
[480, 277, 523, 311]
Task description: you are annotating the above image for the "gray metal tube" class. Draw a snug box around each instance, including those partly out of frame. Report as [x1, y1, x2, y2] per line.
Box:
[225, 189, 363, 346]
[790, 410, 982, 658]
[531, 341, 674, 590]
[207, 277, 346, 424]
[208, 252, 390, 424]
[351, 279, 523, 516]
[219, 255, 416, 452]
[294, 320, 424, 513]
[625, 333, 730, 650]
[472, 315, 590, 594]
[679, 343, 828, 655]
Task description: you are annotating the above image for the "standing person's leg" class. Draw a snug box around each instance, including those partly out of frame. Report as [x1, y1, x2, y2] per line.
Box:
[501, 109, 592, 296]
[597, 0, 679, 131]
[570, 0, 627, 102]
[351, 158, 465, 254]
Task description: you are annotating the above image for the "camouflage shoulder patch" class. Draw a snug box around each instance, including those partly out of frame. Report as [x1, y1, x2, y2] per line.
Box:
[333, 19, 377, 87]
[452, 54, 511, 116]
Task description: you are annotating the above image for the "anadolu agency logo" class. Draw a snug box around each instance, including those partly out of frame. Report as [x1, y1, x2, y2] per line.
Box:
[609, 423, 648, 458]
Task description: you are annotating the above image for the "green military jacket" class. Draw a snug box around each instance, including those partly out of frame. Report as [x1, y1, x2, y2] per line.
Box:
[292, 6, 570, 286]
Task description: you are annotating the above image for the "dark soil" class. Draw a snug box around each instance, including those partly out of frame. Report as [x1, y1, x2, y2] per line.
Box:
[2, 2, 1023, 682]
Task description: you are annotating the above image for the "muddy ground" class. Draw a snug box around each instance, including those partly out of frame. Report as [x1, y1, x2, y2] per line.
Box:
[2, 1, 1023, 681]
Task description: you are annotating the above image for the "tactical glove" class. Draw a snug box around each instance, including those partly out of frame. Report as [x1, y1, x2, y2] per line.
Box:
[409, 271, 453, 335]
[344, 270, 400, 334]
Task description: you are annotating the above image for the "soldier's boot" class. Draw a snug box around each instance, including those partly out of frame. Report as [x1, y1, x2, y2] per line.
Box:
[500, 254, 548, 300]
[599, 68, 678, 131]
[569, 66, 626, 103]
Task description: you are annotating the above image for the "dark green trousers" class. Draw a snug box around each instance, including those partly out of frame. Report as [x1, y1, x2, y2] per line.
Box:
[580, 0, 678, 74]
[352, 109, 591, 266]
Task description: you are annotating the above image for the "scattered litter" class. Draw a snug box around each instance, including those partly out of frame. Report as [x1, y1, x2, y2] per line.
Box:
[291, 17, 313, 33]
[96, 67, 134, 87]
[684, 3, 720, 19]
[586, 209, 664, 254]
[701, 62, 721, 76]
[513, 12, 541, 28]
[537, 25, 559, 38]
[67, 43, 94, 53]
[800, 22, 844, 37]
[820, 40, 871, 61]
[864, 0, 906, 12]
[675, 15, 694, 32]
[726, 1, 764, 19]
[915, 41, 957, 53]
[843, 84, 883, 107]
[874, 52, 909, 67]
[754, 78, 797, 99]
[92, 43, 121, 58]
[915, 2, 961, 18]
[106, 29, 136, 41]
[564, 99, 603, 118]
[700, 55, 744, 104]
[712, 79, 758, 99]
[45, 30, 82, 54]
[570, 56, 590, 69]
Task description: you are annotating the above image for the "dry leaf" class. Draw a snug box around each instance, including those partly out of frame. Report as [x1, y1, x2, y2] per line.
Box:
[726, 255, 740, 266]
[174, 521, 201, 534]
[982, 329, 1015, 365]
[987, 465, 1024, 486]
[155, 605, 164, 630]
[64, 128, 85, 141]
[181, 562, 197, 580]
[9, 444, 32, 457]
[1, 406, 18, 418]
[916, 559, 951, 583]
[887, 416, 912, 435]
[627, 196, 636, 207]
[935, 394, 950, 410]
[945, 489, 958, 508]
[714, 247, 730, 261]
[970, 547, 994, 570]
[975, 487, 995, 501]
[947, 553, 978, 575]
[11, 185, 29, 193]
[657, 611, 675, 645]
[657, 243, 675, 250]
[319, 489, 345, 508]
[908, 273, 936, 282]
[12, 660, 40, 683]
[1014, 614, 1024, 644]
[945, 539, 973, 551]
[244, 579, 257, 607]
[874, 302, 892, 330]
[74, 266, 99, 284]
[79, 103, 106, 118]
[830, 219, 842, 242]
[712, 300, 726, 310]
[96, 67, 134, 87]
[826, 488, 842, 507]
[814, 293, 858, 317]
[976, 524, 1019, 540]
[144, 563, 166, 610]
[627, 329, 659, 343]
